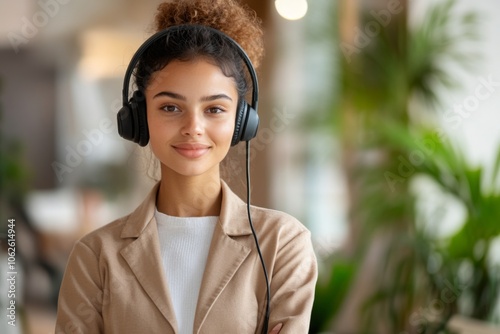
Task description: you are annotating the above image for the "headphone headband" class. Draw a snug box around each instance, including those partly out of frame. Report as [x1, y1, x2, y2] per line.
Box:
[121, 24, 259, 112]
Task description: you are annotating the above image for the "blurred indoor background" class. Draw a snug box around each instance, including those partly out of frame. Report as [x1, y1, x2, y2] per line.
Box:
[1, 0, 499, 333]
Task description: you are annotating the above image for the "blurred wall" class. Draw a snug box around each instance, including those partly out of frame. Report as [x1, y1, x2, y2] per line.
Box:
[1, 50, 56, 189]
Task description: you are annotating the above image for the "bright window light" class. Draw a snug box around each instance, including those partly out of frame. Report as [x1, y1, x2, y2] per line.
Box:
[275, 0, 308, 21]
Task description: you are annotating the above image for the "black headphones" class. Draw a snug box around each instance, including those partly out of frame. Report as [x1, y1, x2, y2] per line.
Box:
[117, 24, 260, 147]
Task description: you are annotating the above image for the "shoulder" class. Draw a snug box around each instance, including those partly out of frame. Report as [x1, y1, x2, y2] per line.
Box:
[250, 205, 307, 234]
[74, 214, 131, 256]
[249, 204, 312, 252]
[74, 182, 159, 256]
[220, 180, 311, 244]
[248, 204, 318, 291]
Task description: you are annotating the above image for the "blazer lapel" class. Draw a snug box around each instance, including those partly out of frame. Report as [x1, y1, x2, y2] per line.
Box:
[119, 183, 178, 332]
[193, 181, 253, 332]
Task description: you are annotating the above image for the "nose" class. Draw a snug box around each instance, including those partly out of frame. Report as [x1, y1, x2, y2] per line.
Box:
[181, 111, 204, 138]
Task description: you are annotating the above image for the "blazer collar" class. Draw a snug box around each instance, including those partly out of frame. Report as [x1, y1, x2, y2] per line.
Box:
[119, 183, 177, 332]
[218, 180, 253, 236]
[119, 180, 254, 332]
[193, 181, 254, 331]
[120, 180, 253, 239]
[120, 183, 158, 238]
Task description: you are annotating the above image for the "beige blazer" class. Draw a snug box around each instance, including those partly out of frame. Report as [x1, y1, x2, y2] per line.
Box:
[56, 181, 317, 333]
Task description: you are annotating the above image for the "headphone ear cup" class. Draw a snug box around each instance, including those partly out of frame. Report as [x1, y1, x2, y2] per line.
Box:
[117, 91, 149, 146]
[232, 100, 247, 146]
[241, 105, 259, 142]
[117, 103, 134, 141]
[231, 101, 259, 146]
[132, 91, 149, 146]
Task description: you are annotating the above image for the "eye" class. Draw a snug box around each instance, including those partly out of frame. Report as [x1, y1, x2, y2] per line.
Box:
[162, 105, 180, 113]
[207, 107, 225, 114]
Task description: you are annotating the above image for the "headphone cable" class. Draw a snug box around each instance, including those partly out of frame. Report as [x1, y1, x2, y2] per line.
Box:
[245, 141, 271, 334]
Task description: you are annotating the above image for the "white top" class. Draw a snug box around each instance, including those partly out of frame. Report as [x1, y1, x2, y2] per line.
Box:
[154, 209, 217, 334]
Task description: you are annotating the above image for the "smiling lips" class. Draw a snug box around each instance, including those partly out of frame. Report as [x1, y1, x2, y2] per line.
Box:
[172, 143, 211, 158]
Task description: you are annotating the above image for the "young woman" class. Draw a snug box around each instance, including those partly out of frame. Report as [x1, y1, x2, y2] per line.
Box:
[56, 1, 317, 333]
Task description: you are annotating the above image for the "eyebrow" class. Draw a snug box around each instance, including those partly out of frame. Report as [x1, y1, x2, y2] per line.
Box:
[153, 91, 233, 102]
[201, 94, 233, 102]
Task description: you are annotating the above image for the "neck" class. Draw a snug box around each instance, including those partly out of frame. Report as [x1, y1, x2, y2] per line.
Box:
[156, 167, 222, 217]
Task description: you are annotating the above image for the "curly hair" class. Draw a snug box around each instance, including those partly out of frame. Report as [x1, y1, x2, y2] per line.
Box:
[154, 0, 264, 69]
[134, 0, 265, 108]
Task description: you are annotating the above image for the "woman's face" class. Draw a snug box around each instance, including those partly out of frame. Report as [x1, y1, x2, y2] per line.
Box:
[145, 58, 238, 178]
